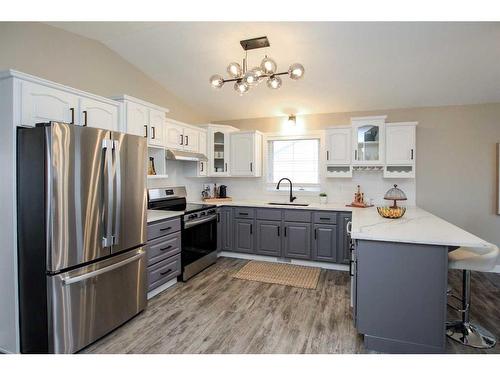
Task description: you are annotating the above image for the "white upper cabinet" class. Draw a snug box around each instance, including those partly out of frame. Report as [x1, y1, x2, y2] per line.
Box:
[206, 125, 238, 177]
[385, 122, 416, 165]
[148, 108, 166, 147]
[165, 121, 184, 150]
[78, 97, 119, 131]
[198, 130, 207, 156]
[20, 80, 79, 127]
[183, 126, 200, 153]
[165, 119, 205, 154]
[112, 95, 168, 146]
[230, 131, 263, 177]
[125, 101, 149, 137]
[326, 127, 351, 165]
[351, 116, 386, 165]
[17, 76, 121, 130]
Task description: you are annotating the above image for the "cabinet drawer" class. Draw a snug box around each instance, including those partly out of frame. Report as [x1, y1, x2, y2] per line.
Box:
[233, 207, 255, 219]
[313, 212, 337, 224]
[256, 208, 282, 221]
[283, 210, 312, 223]
[147, 218, 181, 240]
[147, 254, 181, 291]
[147, 232, 181, 266]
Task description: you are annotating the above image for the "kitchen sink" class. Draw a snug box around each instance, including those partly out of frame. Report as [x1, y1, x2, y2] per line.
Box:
[268, 202, 310, 206]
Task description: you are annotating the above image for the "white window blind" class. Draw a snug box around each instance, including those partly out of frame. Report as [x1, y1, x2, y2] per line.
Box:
[268, 139, 319, 184]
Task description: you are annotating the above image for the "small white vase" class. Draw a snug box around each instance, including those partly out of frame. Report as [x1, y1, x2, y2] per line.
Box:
[319, 196, 328, 205]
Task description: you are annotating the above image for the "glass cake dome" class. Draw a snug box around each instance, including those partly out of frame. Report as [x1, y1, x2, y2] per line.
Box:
[384, 184, 407, 208]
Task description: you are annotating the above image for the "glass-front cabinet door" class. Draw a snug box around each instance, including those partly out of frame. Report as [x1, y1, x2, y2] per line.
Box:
[210, 129, 230, 176]
[351, 116, 386, 165]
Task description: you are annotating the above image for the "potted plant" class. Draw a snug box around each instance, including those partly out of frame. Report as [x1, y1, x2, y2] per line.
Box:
[319, 192, 328, 204]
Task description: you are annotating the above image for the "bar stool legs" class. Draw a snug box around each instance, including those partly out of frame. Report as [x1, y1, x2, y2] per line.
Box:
[446, 270, 497, 349]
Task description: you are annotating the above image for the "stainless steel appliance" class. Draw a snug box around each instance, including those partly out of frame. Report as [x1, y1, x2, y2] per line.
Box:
[218, 185, 227, 198]
[17, 122, 148, 353]
[148, 187, 217, 281]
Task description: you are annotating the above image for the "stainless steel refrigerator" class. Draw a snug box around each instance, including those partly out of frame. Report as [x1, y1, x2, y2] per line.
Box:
[17, 122, 148, 353]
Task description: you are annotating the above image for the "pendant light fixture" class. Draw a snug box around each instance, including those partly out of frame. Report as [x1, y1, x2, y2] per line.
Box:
[209, 36, 305, 95]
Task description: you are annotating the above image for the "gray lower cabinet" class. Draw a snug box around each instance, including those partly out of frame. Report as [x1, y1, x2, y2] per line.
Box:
[338, 212, 352, 264]
[216, 209, 222, 252]
[255, 220, 281, 256]
[283, 222, 311, 260]
[234, 219, 255, 253]
[220, 207, 233, 251]
[312, 224, 337, 262]
[146, 217, 181, 293]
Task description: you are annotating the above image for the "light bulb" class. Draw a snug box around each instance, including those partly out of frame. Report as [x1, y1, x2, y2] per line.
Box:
[243, 70, 258, 86]
[251, 67, 265, 81]
[209, 74, 224, 89]
[234, 80, 249, 95]
[227, 62, 242, 78]
[266, 75, 282, 89]
[288, 63, 305, 80]
[261, 56, 277, 74]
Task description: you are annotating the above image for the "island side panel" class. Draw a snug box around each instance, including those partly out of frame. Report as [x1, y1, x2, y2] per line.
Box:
[355, 240, 448, 353]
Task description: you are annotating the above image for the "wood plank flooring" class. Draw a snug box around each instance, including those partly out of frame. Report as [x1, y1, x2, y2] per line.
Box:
[82, 257, 500, 354]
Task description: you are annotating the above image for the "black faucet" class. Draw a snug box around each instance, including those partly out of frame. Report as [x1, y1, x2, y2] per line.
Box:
[276, 178, 297, 203]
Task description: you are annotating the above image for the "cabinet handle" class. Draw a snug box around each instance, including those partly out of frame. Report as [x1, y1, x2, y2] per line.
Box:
[411, 149, 414, 160]
[354, 150, 357, 160]
[277, 226, 280, 237]
[239, 212, 248, 216]
[160, 245, 173, 251]
[346, 221, 352, 235]
[160, 226, 172, 232]
[82, 110, 88, 126]
[70, 107, 75, 124]
[160, 269, 172, 276]
[200, 162, 204, 172]
[284, 227, 287, 237]
[250, 162, 253, 172]
[225, 163, 227, 172]
[180, 135, 184, 145]
[314, 228, 317, 240]
[185, 135, 188, 146]
[349, 260, 354, 277]
[144, 125, 148, 138]
[326, 150, 329, 160]
[319, 217, 330, 221]
[152, 126, 156, 140]
[217, 213, 220, 223]
[250, 224, 253, 235]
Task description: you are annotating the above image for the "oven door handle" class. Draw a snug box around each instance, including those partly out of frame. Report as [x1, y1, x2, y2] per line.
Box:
[184, 214, 217, 229]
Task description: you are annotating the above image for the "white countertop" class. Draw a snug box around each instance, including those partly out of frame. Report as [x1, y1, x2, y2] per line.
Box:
[147, 209, 183, 224]
[192, 200, 353, 212]
[351, 206, 491, 248]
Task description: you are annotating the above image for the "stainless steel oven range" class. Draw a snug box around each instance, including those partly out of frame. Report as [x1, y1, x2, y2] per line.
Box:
[148, 187, 217, 281]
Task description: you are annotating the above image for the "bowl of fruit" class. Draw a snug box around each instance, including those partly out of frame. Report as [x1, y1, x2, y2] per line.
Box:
[376, 206, 406, 219]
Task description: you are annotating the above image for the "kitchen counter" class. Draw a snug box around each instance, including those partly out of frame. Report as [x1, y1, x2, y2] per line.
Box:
[193, 199, 353, 212]
[147, 210, 183, 224]
[351, 206, 491, 248]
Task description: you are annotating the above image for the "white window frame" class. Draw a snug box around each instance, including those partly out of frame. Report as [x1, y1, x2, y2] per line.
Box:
[265, 134, 321, 194]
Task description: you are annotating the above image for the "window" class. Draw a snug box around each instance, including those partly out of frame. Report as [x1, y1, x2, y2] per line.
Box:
[268, 139, 319, 185]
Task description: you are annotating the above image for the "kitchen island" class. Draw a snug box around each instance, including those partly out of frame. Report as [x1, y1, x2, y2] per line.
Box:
[350, 206, 490, 353]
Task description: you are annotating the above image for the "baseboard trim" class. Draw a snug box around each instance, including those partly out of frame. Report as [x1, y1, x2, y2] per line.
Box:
[147, 278, 177, 300]
[218, 251, 349, 271]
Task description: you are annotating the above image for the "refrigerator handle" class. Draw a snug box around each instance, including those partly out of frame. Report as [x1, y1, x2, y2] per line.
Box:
[102, 139, 114, 248]
[113, 139, 122, 246]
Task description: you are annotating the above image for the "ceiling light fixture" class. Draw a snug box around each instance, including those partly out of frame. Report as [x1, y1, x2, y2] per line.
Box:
[287, 115, 297, 126]
[209, 36, 305, 95]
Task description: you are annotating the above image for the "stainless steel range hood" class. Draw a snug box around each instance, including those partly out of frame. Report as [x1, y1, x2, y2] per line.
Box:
[166, 149, 208, 162]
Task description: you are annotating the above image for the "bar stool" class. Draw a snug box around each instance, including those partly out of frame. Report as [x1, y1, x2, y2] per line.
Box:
[447, 243, 499, 348]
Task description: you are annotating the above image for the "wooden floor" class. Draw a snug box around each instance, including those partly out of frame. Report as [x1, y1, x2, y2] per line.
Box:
[82, 257, 500, 354]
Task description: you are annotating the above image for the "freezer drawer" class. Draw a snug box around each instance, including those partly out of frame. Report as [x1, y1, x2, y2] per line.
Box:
[47, 248, 147, 353]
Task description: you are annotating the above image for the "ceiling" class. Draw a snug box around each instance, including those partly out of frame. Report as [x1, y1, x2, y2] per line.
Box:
[48, 22, 500, 121]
